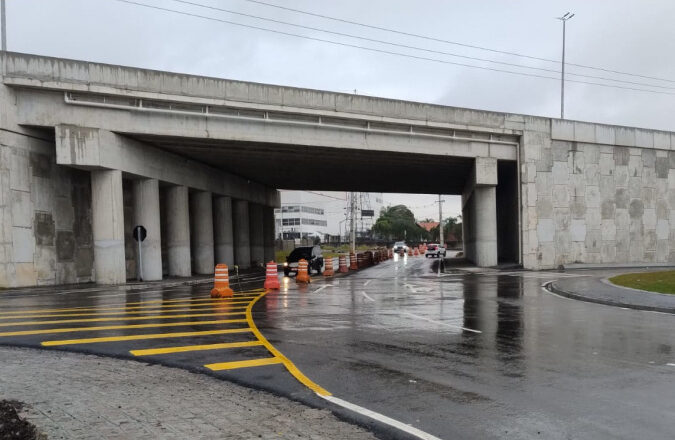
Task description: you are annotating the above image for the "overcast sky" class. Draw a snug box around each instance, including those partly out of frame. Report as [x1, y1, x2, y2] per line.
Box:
[6, 0, 675, 219]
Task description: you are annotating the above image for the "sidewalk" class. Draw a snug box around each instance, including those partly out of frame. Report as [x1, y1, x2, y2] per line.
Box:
[0, 347, 375, 440]
[549, 271, 675, 314]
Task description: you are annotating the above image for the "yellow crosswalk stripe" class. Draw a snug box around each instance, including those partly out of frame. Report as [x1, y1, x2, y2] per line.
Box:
[109, 295, 259, 306]
[205, 357, 283, 371]
[0, 319, 247, 337]
[0, 311, 247, 327]
[0, 306, 249, 321]
[0, 301, 253, 317]
[131, 340, 264, 356]
[41, 328, 252, 346]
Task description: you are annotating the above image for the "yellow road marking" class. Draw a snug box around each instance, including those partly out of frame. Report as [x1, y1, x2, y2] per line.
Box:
[244, 292, 332, 396]
[0, 312, 247, 327]
[205, 357, 282, 371]
[0, 306, 249, 321]
[131, 340, 264, 356]
[41, 328, 252, 346]
[0, 301, 253, 316]
[0, 319, 247, 337]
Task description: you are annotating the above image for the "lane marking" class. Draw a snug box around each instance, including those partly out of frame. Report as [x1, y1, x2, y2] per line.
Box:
[667, 363, 675, 367]
[205, 357, 283, 371]
[41, 328, 252, 346]
[319, 394, 442, 440]
[0, 306, 249, 321]
[0, 301, 253, 316]
[0, 311, 247, 327]
[245, 291, 331, 396]
[0, 319, 247, 337]
[361, 291, 375, 302]
[363, 279, 372, 286]
[131, 340, 264, 356]
[312, 285, 333, 294]
[401, 312, 482, 334]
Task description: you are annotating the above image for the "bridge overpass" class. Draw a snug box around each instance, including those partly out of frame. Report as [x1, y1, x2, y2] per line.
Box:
[1, 52, 674, 287]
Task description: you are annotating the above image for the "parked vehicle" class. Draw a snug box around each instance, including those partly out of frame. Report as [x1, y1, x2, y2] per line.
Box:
[283, 246, 324, 276]
[393, 241, 408, 254]
[424, 243, 446, 258]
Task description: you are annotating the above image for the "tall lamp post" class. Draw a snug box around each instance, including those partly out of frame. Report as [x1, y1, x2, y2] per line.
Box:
[557, 12, 574, 119]
[1, 0, 7, 51]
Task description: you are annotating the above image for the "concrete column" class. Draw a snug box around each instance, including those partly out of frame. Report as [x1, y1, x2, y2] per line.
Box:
[91, 169, 126, 284]
[263, 206, 275, 263]
[474, 186, 498, 267]
[249, 203, 264, 267]
[213, 196, 234, 266]
[166, 185, 191, 276]
[132, 178, 162, 281]
[190, 191, 215, 274]
[233, 200, 251, 269]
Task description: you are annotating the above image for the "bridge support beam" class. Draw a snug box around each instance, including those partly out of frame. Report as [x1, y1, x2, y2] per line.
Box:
[133, 178, 163, 281]
[249, 203, 264, 267]
[263, 207, 275, 264]
[214, 196, 235, 266]
[233, 200, 251, 269]
[166, 185, 191, 277]
[91, 169, 126, 284]
[190, 191, 215, 275]
[462, 157, 498, 267]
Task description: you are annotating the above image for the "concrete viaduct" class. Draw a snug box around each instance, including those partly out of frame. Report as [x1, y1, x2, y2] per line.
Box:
[2, 52, 675, 287]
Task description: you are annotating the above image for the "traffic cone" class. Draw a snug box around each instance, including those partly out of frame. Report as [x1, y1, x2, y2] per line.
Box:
[349, 252, 358, 270]
[296, 258, 311, 283]
[264, 261, 280, 290]
[338, 255, 348, 273]
[210, 264, 234, 297]
[408, 248, 413, 257]
[414, 248, 419, 256]
[324, 258, 334, 276]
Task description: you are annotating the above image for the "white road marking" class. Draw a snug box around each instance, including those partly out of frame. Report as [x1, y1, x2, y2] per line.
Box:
[667, 363, 675, 367]
[313, 285, 333, 294]
[363, 279, 372, 287]
[361, 291, 375, 302]
[401, 312, 482, 334]
[319, 394, 443, 440]
[404, 283, 418, 293]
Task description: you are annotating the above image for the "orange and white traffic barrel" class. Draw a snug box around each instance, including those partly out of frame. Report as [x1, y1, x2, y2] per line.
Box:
[210, 264, 234, 298]
[263, 261, 280, 290]
[408, 247, 413, 257]
[349, 252, 358, 270]
[338, 255, 348, 273]
[296, 258, 311, 283]
[324, 258, 334, 276]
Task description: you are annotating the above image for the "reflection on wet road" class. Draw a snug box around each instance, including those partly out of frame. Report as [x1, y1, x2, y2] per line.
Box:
[259, 255, 675, 439]
[1, 256, 674, 439]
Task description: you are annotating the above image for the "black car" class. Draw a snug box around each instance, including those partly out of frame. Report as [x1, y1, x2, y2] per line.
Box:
[283, 246, 324, 276]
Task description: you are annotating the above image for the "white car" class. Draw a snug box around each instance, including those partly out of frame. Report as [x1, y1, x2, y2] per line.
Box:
[424, 243, 446, 258]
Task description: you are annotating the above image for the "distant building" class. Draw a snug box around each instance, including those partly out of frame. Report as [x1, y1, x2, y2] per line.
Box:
[417, 221, 440, 232]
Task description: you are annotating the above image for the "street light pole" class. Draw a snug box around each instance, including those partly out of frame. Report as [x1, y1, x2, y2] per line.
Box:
[1, 0, 7, 51]
[557, 12, 575, 119]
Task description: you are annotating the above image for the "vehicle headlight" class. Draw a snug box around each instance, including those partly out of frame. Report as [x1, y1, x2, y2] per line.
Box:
[283, 262, 288, 266]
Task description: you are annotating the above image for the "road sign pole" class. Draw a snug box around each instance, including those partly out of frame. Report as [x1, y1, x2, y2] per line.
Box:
[137, 238, 143, 281]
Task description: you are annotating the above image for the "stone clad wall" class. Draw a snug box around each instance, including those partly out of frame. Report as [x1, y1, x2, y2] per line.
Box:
[522, 119, 675, 269]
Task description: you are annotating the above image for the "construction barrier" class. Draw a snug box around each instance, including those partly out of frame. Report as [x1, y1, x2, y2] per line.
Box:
[210, 264, 234, 298]
[324, 258, 334, 276]
[263, 261, 280, 290]
[388, 249, 393, 259]
[349, 252, 358, 270]
[408, 248, 413, 257]
[339, 255, 348, 273]
[414, 247, 419, 257]
[296, 258, 311, 283]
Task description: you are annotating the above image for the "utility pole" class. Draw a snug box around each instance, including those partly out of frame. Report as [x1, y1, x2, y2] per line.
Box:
[349, 192, 356, 253]
[437, 195, 444, 276]
[557, 12, 574, 119]
[1, 0, 7, 51]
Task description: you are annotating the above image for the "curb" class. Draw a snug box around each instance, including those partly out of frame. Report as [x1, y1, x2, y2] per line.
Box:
[545, 281, 675, 314]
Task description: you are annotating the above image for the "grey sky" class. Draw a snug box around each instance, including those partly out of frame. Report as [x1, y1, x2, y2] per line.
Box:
[5, 0, 674, 219]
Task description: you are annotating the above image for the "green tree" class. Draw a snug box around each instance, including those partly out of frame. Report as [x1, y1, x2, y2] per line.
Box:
[372, 205, 429, 241]
[430, 216, 463, 243]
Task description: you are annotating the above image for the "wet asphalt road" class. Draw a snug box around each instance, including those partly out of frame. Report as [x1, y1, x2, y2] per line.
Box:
[1, 258, 674, 439]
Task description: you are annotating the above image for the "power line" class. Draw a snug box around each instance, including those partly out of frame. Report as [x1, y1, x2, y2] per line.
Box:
[112, 0, 675, 96]
[240, 0, 675, 85]
[165, 0, 675, 91]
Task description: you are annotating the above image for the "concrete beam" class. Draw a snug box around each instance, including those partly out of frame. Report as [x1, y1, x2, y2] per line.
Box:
[213, 196, 234, 267]
[54, 125, 277, 207]
[190, 191, 214, 275]
[263, 207, 275, 263]
[249, 203, 264, 267]
[233, 200, 250, 269]
[91, 169, 126, 284]
[132, 178, 162, 281]
[165, 185, 191, 277]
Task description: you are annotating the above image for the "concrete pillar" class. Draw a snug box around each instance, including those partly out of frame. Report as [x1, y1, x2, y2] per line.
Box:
[249, 203, 264, 267]
[91, 169, 126, 284]
[166, 185, 191, 276]
[190, 191, 214, 274]
[263, 206, 275, 263]
[233, 200, 251, 269]
[132, 178, 163, 281]
[213, 196, 234, 266]
[474, 186, 498, 267]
